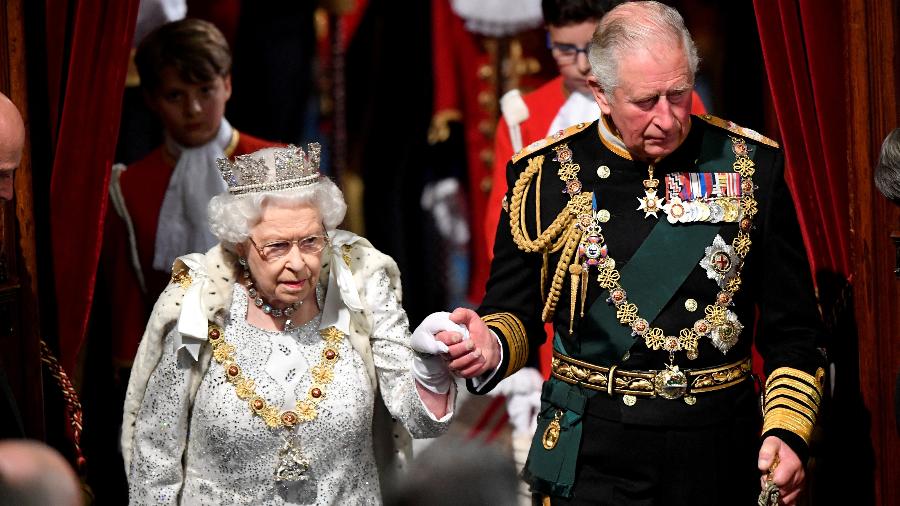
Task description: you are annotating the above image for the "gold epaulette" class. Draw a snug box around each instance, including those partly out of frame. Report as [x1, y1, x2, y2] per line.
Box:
[511, 121, 591, 164]
[761, 366, 826, 443]
[697, 114, 780, 149]
[482, 312, 529, 377]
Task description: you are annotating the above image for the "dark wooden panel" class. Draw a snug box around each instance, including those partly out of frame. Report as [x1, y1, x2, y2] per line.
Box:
[1, 0, 45, 439]
[846, 0, 900, 504]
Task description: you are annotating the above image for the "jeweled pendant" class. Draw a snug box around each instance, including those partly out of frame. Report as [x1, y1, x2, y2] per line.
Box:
[637, 189, 663, 219]
[654, 365, 688, 400]
[710, 310, 743, 354]
[699, 235, 740, 289]
[542, 411, 563, 450]
[275, 434, 310, 482]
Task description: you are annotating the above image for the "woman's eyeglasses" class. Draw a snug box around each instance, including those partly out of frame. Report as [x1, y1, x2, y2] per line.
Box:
[248, 233, 329, 261]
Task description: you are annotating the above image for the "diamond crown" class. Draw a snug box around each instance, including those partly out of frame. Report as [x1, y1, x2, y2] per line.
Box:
[217, 143, 322, 195]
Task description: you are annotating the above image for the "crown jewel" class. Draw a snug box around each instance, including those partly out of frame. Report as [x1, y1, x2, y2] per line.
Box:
[217, 143, 322, 195]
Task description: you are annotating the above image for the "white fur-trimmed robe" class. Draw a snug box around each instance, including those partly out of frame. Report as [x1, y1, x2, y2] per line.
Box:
[121, 232, 449, 502]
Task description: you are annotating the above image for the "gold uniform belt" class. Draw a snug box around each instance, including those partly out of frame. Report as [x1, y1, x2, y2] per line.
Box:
[551, 351, 752, 403]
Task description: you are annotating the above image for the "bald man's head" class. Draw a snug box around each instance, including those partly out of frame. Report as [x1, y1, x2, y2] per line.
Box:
[0, 440, 82, 506]
[0, 92, 25, 201]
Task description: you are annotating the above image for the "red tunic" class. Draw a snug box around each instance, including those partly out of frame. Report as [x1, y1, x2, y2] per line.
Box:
[103, 131, 279, 364]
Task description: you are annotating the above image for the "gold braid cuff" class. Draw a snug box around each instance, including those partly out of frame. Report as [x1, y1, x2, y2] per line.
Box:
[762, 367, 825, 443]
[482, 312, 529, 377]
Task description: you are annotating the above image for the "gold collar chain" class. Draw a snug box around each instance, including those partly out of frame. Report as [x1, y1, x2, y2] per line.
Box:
[206, 323, 345, 482]
[207, 323, 345, 427]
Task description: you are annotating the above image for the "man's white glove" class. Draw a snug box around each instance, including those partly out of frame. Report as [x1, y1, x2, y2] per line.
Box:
[410, 312, 469, 394]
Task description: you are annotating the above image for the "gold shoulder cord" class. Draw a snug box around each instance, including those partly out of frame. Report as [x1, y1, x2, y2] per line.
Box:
[508, 151, 592, 323]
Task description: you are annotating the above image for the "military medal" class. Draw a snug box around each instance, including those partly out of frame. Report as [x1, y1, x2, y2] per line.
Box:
[570, 194, 611, 332]
[709, 310, 743, 354]
[662, 195, 687, 224]
[700, 234, 741, 289]
[637, 164, 663, 219]
[542, 410, 563, 450]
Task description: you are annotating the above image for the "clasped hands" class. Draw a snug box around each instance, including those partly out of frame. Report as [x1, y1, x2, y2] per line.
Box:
[410, 308, 502, 393]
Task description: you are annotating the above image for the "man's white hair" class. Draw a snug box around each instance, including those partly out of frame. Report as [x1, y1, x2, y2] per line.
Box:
[589, 1, 700, 94]
[207, 148, 346, 251]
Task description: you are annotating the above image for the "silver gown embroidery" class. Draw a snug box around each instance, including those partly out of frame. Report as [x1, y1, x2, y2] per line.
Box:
[129, 270, 450, 505]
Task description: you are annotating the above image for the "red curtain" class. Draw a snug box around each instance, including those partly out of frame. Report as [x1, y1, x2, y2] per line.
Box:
[48, 0, 139, 372]
[753, 0, 851, 278]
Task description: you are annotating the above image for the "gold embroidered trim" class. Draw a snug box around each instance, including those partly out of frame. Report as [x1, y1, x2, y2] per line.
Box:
[511, 122, 588, 163]
[763, 397, 817, 422]
[762, 407, 816, 443]
[698, 114, 780, 148]
[597, 115, 632, 160]
[766, 377, 822, 407]
[766, 367, 824, 397]
[551, 351, 751, 398]
[482, 312, 529, 376]
[207, 323, 345, 429]
[762, 367, 824, 443]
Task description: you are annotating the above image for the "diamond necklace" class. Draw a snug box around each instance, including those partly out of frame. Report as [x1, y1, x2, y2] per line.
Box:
[239, 257, 302, 330]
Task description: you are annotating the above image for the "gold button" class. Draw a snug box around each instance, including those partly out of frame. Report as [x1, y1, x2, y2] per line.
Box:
[480, 149, 494, 165]
[477, 65, 494, 80]
[477, 91, 496, 109]
[480, 176, 493, 193]
[478, 120, 495, 137]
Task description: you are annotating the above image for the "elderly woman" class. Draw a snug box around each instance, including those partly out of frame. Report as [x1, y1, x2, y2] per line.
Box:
[122, 145, 457, 504]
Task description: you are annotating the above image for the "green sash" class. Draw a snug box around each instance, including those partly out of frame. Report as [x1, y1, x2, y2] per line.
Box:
[565, 128, 757, 364]
[578, 219, 722, 364]
[522, 377, 589, 498]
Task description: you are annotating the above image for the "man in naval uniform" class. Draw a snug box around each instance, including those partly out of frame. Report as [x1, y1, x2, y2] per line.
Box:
[433, 2, 825, 504]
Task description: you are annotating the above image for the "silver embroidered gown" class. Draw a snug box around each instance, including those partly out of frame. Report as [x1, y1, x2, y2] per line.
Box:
[128, 273, 451, 505]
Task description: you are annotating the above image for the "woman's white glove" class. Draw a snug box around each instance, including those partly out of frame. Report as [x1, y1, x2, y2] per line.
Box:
[410, 312, 468, 394]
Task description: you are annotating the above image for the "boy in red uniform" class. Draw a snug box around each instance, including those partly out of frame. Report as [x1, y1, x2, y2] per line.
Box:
[103, 19, 279, 364]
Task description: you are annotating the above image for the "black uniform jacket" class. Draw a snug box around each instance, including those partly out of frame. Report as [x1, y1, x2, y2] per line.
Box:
[474, 115, 824, 457]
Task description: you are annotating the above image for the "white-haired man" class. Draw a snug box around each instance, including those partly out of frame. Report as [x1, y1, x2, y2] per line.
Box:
[432, 2, 824, 504]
